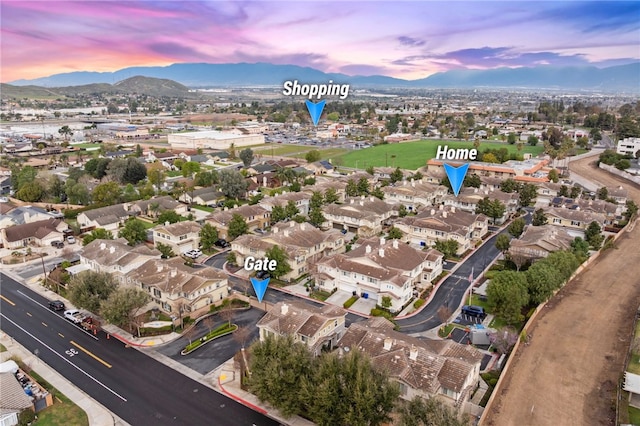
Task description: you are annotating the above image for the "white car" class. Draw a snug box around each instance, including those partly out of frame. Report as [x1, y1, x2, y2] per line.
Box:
[66, 236, 76, 244]
[184, 249, 202, 259]
[64, 309, 84, 324]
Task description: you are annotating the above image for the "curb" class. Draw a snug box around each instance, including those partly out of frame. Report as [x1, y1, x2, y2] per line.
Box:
[217, 376, 268, 415]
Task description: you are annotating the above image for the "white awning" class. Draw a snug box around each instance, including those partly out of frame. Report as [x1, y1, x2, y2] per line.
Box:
[624, 372, 640, 394]
[65, 264, 91, 276]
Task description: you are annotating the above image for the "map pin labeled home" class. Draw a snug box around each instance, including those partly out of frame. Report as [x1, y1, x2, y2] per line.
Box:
[250, 277, 270, 303]
[305, 99, 326, 126]
[443, 163, 470, 197]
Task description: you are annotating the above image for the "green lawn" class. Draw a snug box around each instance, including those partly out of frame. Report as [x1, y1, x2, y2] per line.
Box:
[0, 343, 6, 352]
[191, 205, 214, 212]
[27, 370, 88, 426]
[255, 145, 308, 155]
[335, 140, 545, 170]
[629, 406, 640, 425]
[166, 171, 182, 177]
[70, 143, 101, 149]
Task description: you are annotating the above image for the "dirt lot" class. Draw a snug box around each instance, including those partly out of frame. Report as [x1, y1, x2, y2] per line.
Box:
[484, 156, 640, 426]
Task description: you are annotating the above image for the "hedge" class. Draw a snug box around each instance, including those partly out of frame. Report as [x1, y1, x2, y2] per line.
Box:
[182, 323, 237, 354]
[343, 296, 358, 309]
[413, 299, 426, 309]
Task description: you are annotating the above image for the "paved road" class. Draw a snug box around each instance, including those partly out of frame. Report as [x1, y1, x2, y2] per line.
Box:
[0, 274, 280, 426]
[397, 209, 532, 333]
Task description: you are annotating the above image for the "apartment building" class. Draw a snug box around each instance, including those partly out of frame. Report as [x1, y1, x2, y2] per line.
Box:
[153, 221, 202, 254]
[322, 196, 397, 236]
[381, 179, 448, 211]
[205, 204, 270, 240]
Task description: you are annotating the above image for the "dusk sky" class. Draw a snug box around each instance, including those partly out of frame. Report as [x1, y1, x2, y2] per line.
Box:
[2, 1, 639, 82]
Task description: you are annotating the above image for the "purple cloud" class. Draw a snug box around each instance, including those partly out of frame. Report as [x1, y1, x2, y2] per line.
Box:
[398, 36, 425, 47]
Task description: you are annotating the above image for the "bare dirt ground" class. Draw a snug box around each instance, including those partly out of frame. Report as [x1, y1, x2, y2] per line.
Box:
[484, 156, 640, 426]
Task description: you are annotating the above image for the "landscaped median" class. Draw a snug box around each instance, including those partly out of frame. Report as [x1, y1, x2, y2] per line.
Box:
[180, 323, 237, 355]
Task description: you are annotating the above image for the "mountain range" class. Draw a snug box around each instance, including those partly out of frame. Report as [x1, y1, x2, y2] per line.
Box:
[7, 62, 640, 92]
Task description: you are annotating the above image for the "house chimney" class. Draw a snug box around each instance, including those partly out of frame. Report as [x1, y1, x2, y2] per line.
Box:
[359, 201, 364, 206]
[273, 227, 279, 233]
[393, 240, 399, 249]
[370, 196, 374, 202]
[378, 248, 385, 257]
[350, 199, 354, 204]
[224, 206, 228, 211]
[474, 188, 478, 193]
[430, 209, 435, 215]
[284, 230, 290, 237]
[451, 207, 456, 213]
[361, 195, 365, 200]
[409, 345, 418, 361]
[165, 221, 170, 227]
[484, 190, 489, 195]
[420, 179, 424, 184]
[290, 221, 295, 228]
[100, 242, 106, 250]
[263, 176, 267, 186]
[411, 180, 415, 187]
[109, 246, 115, 254]
[300, 223, 306, 231]
[170, 268, 177, 277]
[443, 211, 448, 218]
[439, 205, 443, 210]
[365, 245, 371, 254]
[403, 180, 407, 186]
[383, 338, 392, 351]
[380, 236, 386, 246]
[157, 264, 163, 272]
[281, 303, 289, 315]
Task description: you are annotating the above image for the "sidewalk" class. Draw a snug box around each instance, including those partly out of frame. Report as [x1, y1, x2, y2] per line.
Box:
[0, 332, 128, 426]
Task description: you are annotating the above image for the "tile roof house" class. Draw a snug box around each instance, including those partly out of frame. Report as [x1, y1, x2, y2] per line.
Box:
[608, 186, 628, 205]
[205, 205, 270, 240]
[0, 372, 36, 424]
[126, 257, 229, 316]
[1, 218, 67, 249]
[443, 187, 519, 224]
[545, 206, 607, 230]
[337, 318, 483, 409]
[153, 221, 202, 255]
[0, 205, 57, 229]
[550, 197, 622, 225]
[302, 179, 347, 203]
[395, 206, 489, 255]
[259, 191, 312, 216]
[322, 196, 397, 237]
[77, 204, 133, 232]
[508, 225, 574, 262]
[314, 237, 443, 313]
[381, 179, 448, 211]
[80, 238, 161, 282]
[257, 301, 347, 356]
[231, 221, 346, 281]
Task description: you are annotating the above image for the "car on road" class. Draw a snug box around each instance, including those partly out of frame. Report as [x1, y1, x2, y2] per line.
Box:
[256, 270, 271, 279]
[184, 249, 202, 259]
[66, 236, 76, 244]
[50, 240, 64, 248]
[64, 309, 84, 323]
[461, 305, 486, 318]
[214, 239, 230, 248]
[48, 300, 65, 311]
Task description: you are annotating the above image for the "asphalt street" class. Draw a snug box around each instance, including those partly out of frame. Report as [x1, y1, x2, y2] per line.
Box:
[0, 273, 280, 426]
[397, 210, 532, 333]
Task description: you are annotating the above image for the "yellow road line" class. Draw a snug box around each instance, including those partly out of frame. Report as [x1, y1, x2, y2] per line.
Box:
[58, 333, 64, 338]
[0, 295, 16, 306]
[41, 322, 48, 327]
[70, 341, 112, 368]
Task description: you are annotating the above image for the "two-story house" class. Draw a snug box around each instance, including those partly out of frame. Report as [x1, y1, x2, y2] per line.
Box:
[395, 206, 489, 255]
[508, 225, 574, 263]
[260, 191, 312, 216]
[231, 221, 346, 281]
[544, 206, 607, 231]
[338, 318, 484, 410]
[443, 187, 519, 224]
[205, 205, 270, 240]
[256, 301, 347, 356]
[80, 238, 162, 283]
[302, 179, 348, 203]
[77, 204, 133, 232]
[322, 196, 397, 236]
[314, 237, 442, 313]
[153, 221, 202, 255]
[381, 179, 448, 211]
[126, 257, 229, 317]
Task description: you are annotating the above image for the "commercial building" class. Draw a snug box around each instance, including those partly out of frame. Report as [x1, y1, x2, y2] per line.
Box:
[168, 130, 264, 150]
[617, 137, 640, 157]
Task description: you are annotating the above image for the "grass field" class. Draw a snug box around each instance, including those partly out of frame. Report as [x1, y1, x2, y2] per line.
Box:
[254, 144, 310, 156]
[336, 140, 545, 170]
[293, 148, 347, 161]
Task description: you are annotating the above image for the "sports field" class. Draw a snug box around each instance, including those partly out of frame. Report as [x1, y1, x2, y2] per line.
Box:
[337, 139, 544, 170]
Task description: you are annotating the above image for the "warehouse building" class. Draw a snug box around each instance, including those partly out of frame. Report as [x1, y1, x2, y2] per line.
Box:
[168, 130, 264, 150]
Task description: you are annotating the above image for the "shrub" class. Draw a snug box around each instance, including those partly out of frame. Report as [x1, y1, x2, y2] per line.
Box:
[414, 299, 425, 309]
[18, 409, 36, 426]
[343, 296, 358, 309]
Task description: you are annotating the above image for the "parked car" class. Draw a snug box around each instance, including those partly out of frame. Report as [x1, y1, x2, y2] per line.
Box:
[66, 236, 76, 244]
[64, 309, 84, 324]
[50, 240, 64, 248]
[214, 239, 230, 248]
[184, 249, 202, 259]
[461, 305, 486, 318]
[256, 270, 271, 279]
[48, 300, 65, 311]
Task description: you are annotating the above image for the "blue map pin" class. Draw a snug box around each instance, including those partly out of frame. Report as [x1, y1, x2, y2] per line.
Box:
[305, 100, 326, 126]
[443, 163, 470, 197]
[250, 277, 270, 303]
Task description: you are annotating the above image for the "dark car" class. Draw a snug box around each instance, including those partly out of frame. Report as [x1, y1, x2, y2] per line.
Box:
[214, 239, 230, 248]
[48, 300, 65, 311]
[50, 240, 64, 248]
[461, 305, 486, 318]
[256, 270, 271, 279]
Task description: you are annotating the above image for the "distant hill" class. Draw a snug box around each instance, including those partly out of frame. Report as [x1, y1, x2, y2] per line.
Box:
[8, 62, 640, 92]
[1, 76, 192, 99]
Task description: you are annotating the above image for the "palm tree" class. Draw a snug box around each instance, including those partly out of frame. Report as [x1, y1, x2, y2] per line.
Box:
[149, 202, 160, 218]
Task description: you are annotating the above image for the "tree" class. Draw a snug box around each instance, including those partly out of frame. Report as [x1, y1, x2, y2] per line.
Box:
[199, 223, 218, 251]
[219, 169, 248, 199]
[157, 210, 183, 224]
[101, 287, 150, 330]
[488, 327, 519, 355]
[500, 178, 519, 193]
[248, 334, 312, 417]
[507, 132, 517, 144]
[305, 150, 321, 163]
[390, 167, 404, 183]
[518, 183, 538, 207]
[437, 305, 453, 325]
[67, 271, 117, 314]
[371, 187, 384, 200]
[434, 239, 459, 258]
[596, 186, 609, 200]
[107, 157, 147, 185]
[92, 181, 122, 205]
[398, 204, 409, 217]
[544, 251, 580, 282]
[264, 245, 292, 279]
[357, 176, 370, 195]
[180, 161, 200, 178]
[82, 229, 113, 246]
[345, 179, 358, 197]
[84, 158, 111, 179]
[270, 205, 287, 223]
[508, 217, 526, 238]
[16, 181, 44, 202]
[156, 242, 175, 258]
[58, 125, 73, 141]
[239, 148, 255, 168]
[284, 200, 299, 218]
[527, 135, 539, 146]
[228, 213, 249, 239]
[495, 233, 511, 254]
[65, 180, 91, 205]
[584, 221, 604, 249]
[308, 207, 326, 228]
[532, 208, 547, 226]
[310, 191, 324, 210]
[233, 325, 252, 349]
[218, 306, 235, 327]
[548, 168, 559, 183]
[228, 142, 237, 160]
[570, 237, 590, 261]
[464, 174, 481, 188]
[487, 271, 529, 325]
[324, 188, 339, 204]
[119, 218, 148, 246]
[525, 261, 562, 304]
[476, 197, 506, 224]
[397, 396, 466, 426]
[387, 227, 403, 239]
